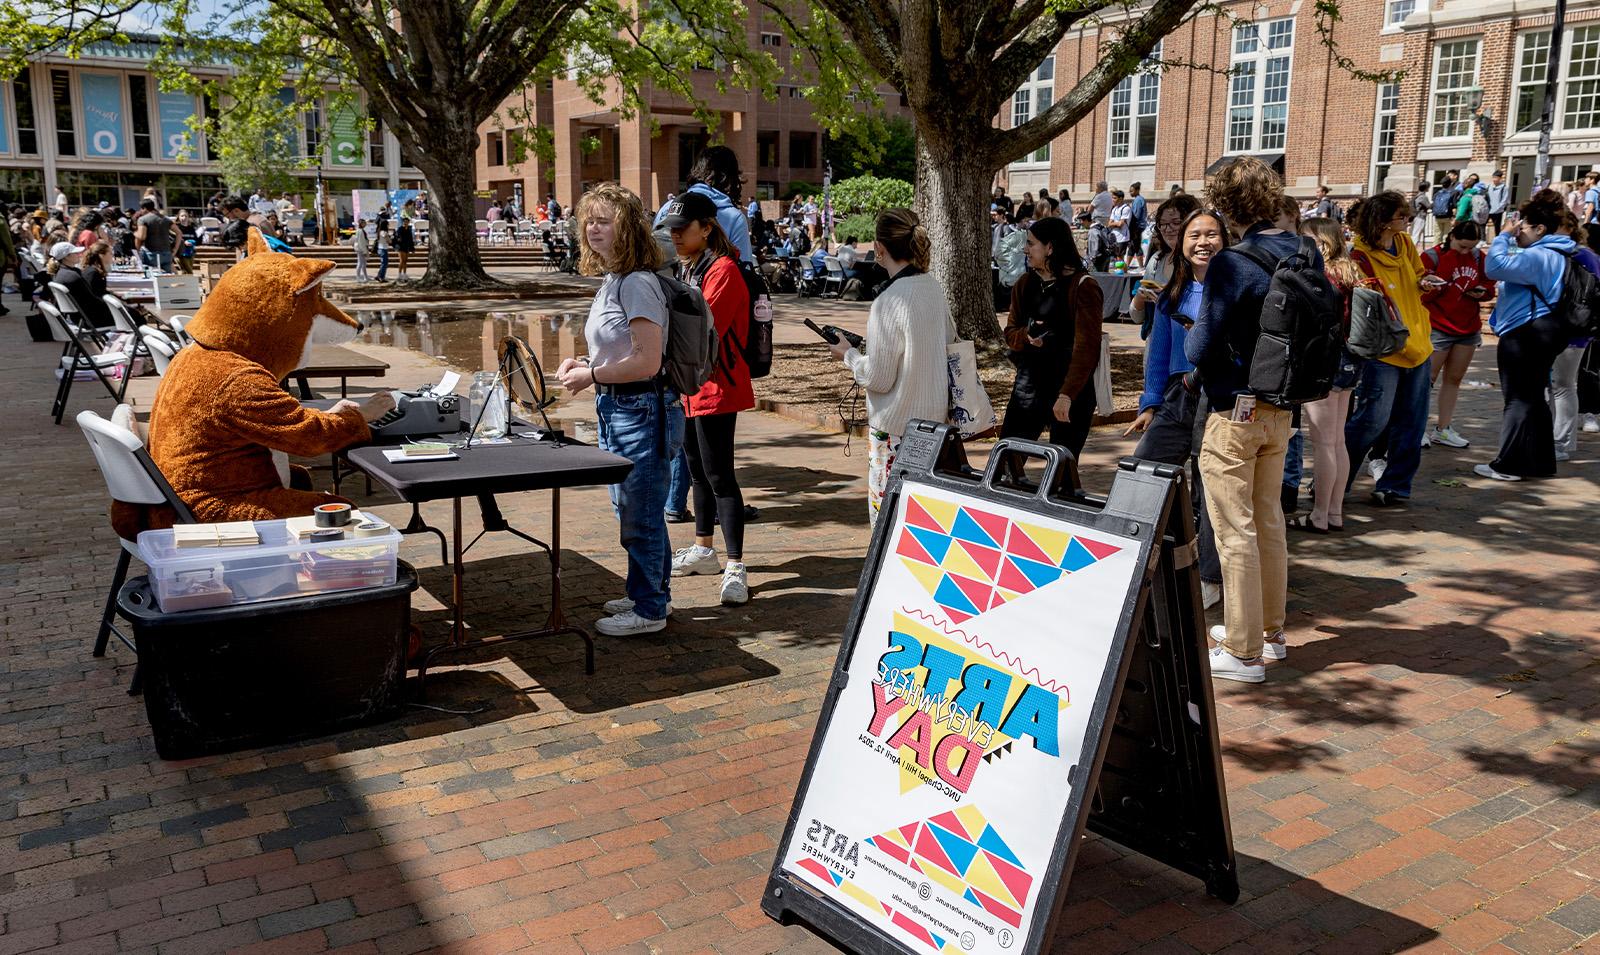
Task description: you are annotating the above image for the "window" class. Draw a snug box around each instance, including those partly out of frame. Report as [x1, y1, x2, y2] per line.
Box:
[1109, 42, 1161, 159]
[758, 130, 779, 168]
[13, 72, 37, 155]
[1515, 31, 1551, 133]
[368, 117, 385, 168]
[1226, 19, 1293, 153]
[302, 99, 322, 160]
[128, 74, 152, 159]
[51, 70, 75, 157]
[202, 89, 219, 161]
[488, 130, 504, 166]
[1011, 56, 1054, 163]
[1372, 82, 1399, 193]
[1563, 26, 1600, 130]
[1385, 0, 1416, 28]
[1429, 39, 1480, 140]
[760, 32, 782, 47]
[789, 132, 815, 169]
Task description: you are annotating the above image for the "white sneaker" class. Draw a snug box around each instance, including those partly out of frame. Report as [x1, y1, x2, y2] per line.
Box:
[1583, 413, 1600, 434]
[1207, 646, 1265, 684]
[1431, 427, 1470, 449]
[1473, 463, 1522, 482]
[1201, 581, 1222, 609]
[594, 609, 667, 637]
[1420, 432, 1432, 448]
[671, 545, 721, 577]
[720, 562, 749, 606]
[1262, 630, 1288, 661]
[1368, 458, 1387, 483]
[602, 597, 672, 615]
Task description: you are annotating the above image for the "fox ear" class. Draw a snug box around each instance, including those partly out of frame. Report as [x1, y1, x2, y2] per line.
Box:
[246, 228, 268, 256]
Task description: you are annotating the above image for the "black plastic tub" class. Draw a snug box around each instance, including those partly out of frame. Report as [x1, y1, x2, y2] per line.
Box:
[117, 562, 418, 759]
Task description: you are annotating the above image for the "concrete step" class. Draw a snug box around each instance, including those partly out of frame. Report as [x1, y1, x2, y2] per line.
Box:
[192, 244, 562, 267]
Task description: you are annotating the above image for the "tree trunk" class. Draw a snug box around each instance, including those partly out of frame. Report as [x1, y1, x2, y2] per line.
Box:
[915, 135, 1002, 347]
[409, 114, 497, 289]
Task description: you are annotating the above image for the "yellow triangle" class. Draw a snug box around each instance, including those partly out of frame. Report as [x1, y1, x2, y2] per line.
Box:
[1015, 519, 1071, 564]
[915, 857, 967, 895]
[996, 588, 1022, 604]
[954, 805, 990, 838]
[940, 542, 989, 583]
[964, 850, 1018, 909]
[901, 558, 946, 596]
[918, 496, 959, 533]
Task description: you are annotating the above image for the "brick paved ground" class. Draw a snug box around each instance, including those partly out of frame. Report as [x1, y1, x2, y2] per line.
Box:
[3, 310, 1597, 955]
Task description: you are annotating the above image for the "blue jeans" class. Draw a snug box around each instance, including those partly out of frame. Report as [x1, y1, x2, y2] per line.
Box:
[1344, 359, 1432, 497]
[377, 248, 390, 280]
[1282, 426, 1303, 491]
[596, 389, 685, 620]
[666, 447, 690, 515]
[139, 249, 173, 272]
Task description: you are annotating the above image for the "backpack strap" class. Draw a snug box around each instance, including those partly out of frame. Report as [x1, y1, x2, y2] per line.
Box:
[1229, 237, 1280, 278]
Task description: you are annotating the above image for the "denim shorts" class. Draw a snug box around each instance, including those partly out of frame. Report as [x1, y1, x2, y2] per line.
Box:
[1431, 328, 1483, 351]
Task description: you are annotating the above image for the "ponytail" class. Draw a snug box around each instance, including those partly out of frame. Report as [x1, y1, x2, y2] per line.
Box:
[876, 207, 930, 271]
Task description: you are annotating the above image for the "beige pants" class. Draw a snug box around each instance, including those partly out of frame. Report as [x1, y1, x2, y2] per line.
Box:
[1198, 402, 1292, 660]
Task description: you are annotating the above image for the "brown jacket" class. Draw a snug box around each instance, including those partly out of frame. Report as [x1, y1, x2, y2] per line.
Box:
[1002, 270, 1103, 399]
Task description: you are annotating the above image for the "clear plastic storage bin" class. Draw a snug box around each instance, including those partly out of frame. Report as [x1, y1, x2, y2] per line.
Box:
[137, 519, 402, 612]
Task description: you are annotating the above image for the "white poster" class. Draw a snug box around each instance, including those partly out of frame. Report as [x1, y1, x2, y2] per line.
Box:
[777, 481, 1141, 954]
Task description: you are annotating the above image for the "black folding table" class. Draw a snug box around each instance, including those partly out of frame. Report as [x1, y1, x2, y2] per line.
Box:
[345, 435, 632, 680]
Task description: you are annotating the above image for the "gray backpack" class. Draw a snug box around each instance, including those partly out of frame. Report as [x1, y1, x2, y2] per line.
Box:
[651, 271, 719, 397]
[1469, 191, 1490, 226]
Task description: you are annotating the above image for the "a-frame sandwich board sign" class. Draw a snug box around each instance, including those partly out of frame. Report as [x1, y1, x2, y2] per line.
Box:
[762, 422, 1238, 955]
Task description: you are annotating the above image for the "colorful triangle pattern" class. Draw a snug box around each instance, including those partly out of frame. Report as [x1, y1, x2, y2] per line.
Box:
[898, 494, 1123, 623]
[865, 805, 1035, 929]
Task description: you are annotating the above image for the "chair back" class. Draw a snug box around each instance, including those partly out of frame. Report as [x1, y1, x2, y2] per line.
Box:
[138, 327, 178, 375]
[167, 315, 194, 346]
[39, 300, 74, 344]
[823, 256, 844, 277]
[48, 281, 82, 319]
[154, 275, 203, 313]
[76, 408, 195, 523]
[198, 216, 223, 231]
[474, 219, 491, 234]
[102, 294, 142, 335]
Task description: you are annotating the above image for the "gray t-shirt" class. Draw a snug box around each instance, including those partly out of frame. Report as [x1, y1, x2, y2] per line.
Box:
[586, 271, 667, 374]
[138, 212, 174, 253]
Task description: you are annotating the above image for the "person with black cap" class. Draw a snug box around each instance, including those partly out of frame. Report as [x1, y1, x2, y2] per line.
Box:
[659, 191, 755, 605]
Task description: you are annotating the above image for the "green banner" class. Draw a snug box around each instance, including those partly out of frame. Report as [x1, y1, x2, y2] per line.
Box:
[328, 103, 363, 166]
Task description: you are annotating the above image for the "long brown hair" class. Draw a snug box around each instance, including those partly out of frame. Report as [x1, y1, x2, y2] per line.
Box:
[576, 182, 662, 276]
[1301, 217, 1361, 290]
[1149, 194, 1202, 261]
[1352, 191, 1408, 248]
[1163, 210, 1230, 311]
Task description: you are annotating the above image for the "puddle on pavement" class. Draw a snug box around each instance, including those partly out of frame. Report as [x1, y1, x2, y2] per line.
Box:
[352, 306, 597, 437]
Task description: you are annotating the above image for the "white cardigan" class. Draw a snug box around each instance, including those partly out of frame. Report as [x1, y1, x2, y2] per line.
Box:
[843, 272, 954, 436]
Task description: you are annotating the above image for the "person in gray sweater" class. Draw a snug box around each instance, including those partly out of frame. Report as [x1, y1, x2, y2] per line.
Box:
[829, 208, 954, 526]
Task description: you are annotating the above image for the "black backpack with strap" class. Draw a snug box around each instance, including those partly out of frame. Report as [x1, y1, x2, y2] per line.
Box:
[1531, 247, 1600, 338]
[1231, 236, 1344, 407]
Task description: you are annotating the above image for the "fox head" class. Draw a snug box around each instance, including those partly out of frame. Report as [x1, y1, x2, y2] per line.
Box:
[183, 229, 360, 379]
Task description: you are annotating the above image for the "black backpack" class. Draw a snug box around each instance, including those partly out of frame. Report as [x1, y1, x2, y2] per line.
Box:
[1531, 248, 1600, 338]
[1231, 237, 1344, 407]
[733, 258, 773, 379]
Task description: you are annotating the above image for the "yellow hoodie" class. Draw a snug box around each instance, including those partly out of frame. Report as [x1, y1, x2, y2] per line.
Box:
[1352, 232, 1435, 369]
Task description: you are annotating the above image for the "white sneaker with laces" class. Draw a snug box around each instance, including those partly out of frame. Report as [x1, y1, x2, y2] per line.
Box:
[1262, 630, 1288, 661]
[671, 545, 721, 577]
[720, 561, 749, 606]
[1368, 458, 1387, 483]
[595, 609, 667, 637]
[1583, 413, 1600, 434]
[1201, 581, 1222, 609]
[602, 597, 672, 615]
[1473, 463, 1522, 482]
[1431, 427, 1470, 449]
[1207, 646, 1265, 683]
[1420, 431, 1432, 448]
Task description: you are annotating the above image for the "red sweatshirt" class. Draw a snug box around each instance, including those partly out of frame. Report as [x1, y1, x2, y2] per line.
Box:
[1421, 245, 1495, 336]
[685, 254, 755, 417]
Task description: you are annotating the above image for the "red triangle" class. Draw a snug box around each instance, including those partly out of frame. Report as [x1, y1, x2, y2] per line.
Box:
[914, 824, 959, 874]
[949, 574, 992, 610]
[986, 851, 1035, 907]
[904, 496, 946, 532]
[943, 607, 973, 624]
[1006, 527, 1056, 565]
[899, 822, 920, 845]
[958, 540, 1003, 581]
[997, 558, 1036, 595]
[967, 508, 1010, 549]
[929, 811, 969, 840]
[969, 885, 1023, 928]
[895, 530, 936, 565]
[1074, 535, 1123, 561]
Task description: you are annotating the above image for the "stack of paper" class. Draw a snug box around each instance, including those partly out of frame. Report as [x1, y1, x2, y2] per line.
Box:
[172, 522, 260, 548]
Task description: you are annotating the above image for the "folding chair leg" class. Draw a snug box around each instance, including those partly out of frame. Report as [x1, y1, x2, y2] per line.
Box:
[53, 356, 75, 424]
[95, 548, 133, 657]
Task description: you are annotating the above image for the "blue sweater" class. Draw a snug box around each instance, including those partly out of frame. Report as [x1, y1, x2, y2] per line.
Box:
[654, 183, 752, 262]
[1485, 232, 1575, 336]
[1186, 226, 1323, 410]
[1140, 281, 1199, 412]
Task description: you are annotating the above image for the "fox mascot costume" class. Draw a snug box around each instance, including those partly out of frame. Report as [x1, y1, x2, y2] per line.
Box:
[123, 229, 371, 532]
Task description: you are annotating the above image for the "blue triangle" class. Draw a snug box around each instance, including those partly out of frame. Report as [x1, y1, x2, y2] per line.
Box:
[1060, 536, 1099, 573]
[950, 509, 1000, 548]
[1011, 555, 1064, 589]
[933, 575, 980, 615]
[964, 887, 981, 907]
[928, 823, 980, 876]
[909, 526, 953, 564]
[931, 933, 947, 949]
[977, 824, 1023, 867]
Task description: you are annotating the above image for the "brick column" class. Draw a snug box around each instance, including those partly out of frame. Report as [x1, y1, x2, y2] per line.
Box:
[729, 107, 758, 199]
[1471, 20, 1515, 177]
[553, 117, 583, 211]
[619, 112, 653, 208]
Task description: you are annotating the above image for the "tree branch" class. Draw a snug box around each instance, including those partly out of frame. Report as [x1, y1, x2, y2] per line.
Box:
[989, 0, 1113, 101]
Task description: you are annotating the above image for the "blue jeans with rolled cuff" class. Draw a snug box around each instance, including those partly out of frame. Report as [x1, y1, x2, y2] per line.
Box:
[596, 388, 685, 621]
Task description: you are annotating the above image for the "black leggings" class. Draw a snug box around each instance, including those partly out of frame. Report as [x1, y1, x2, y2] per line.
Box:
[685, 412, 744, 559]
[1492, 312, 1568, 477]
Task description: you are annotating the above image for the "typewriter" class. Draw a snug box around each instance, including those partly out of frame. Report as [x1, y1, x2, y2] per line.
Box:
[369, 390, 463, 438]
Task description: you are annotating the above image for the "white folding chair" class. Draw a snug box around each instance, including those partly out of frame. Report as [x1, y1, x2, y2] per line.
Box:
[77, 407, 197, 695]
[48, 280, 89, 329]
[412, 219, 429, 246]
[475, 218, 491, 241]
[138, 327, 179, 375]
[488, 220, 512, 245]
[821, 256, 846, 297]
[514, 219, 535, 245]
[167, 315, 195, 346]
[43, 301, 130, 423]
[102, 294, 155, 367]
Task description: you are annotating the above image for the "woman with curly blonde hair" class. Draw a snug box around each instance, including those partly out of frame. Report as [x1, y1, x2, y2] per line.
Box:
[557, 183, 683, 637]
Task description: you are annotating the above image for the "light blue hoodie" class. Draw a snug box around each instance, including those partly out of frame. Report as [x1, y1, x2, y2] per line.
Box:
[1484, 232, 1574, 336]
[654, 182, 752, 262]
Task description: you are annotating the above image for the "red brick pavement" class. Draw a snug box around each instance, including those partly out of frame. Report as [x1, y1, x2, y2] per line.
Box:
[2, 320, 1597, 954]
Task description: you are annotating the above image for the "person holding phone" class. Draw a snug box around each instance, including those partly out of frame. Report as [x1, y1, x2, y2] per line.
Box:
[1422, 220, 1495, 450]
[999, 216, 1104, 459]
[1128, 209, 1229, 607]
[1130, 194, 1202, 339]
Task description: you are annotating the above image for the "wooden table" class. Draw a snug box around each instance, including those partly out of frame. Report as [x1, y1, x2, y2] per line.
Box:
[287, 345, 390, 398]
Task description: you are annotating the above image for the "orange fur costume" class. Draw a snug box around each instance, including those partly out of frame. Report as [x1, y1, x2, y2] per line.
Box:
[144, 230, 371, 523]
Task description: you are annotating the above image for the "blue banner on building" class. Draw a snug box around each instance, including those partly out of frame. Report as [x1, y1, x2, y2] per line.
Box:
[158, 91, 196, 160]
[81, 74, 126, 158]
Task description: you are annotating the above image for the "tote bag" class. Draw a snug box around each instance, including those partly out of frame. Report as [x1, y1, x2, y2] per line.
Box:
[946, 308, 997, 439]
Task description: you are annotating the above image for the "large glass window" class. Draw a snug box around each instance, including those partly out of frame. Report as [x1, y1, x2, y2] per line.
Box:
[51, 70, 75, 157]
[1011, 56, 1053, 164]
[13, 71, 37, 155]
[1109, 42, 1161, 160]
[1429, 39, 1480, 140]
[368, 116, 386, 168]
[1563, 26, 1600, 130]
[302, 99, 322, 160]
[128, 74, 152, 160]
[1372, 83, 1399, 193]
[1226, 19, 1293, 153]
[1516, 32, 1551, 133]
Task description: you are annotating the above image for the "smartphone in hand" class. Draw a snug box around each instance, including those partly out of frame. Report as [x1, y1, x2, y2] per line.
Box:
[804, 317, 864, 349]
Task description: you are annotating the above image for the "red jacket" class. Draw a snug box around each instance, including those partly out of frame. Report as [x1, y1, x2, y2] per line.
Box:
[1421, 245, 1495, 336]
[685, 254, 754, 417]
